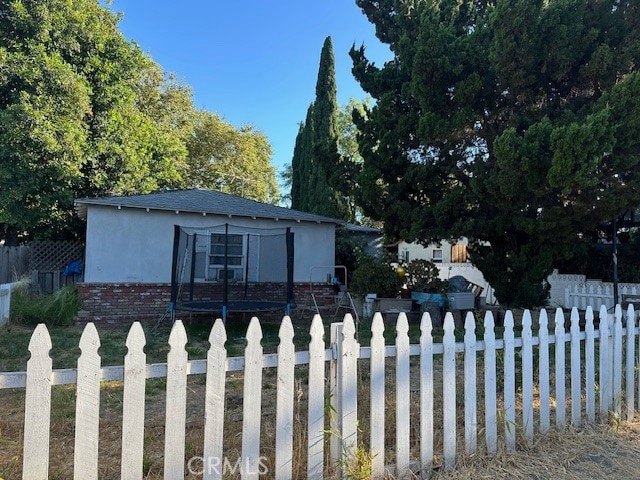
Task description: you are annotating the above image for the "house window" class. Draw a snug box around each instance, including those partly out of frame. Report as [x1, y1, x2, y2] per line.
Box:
[432, 249, 443, 263]
[209, 234, 245, 281]
[401, 250, 410, 263]
[451, 243, 468, 263]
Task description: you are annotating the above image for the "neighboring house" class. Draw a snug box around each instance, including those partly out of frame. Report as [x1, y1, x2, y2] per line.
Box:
[74, 189, 344, 324]
[344, 223, 384, 257]
[399, 239, 497, 304]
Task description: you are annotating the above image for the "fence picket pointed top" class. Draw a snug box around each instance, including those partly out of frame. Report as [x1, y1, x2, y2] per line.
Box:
[168, 320, 187, 348]
[615, 303, 622, 320]
[599, 304, 609, 324]
[627, 303, 635, 319]
[484, 310, 495, 331]
[504, 310, 514, 330]
[420, 312, 433, 335]
[464, 311, 476, 333]
[309, 314, 324, 341]
[279, 316, 294, 343]
[209, 318, 227, 345]
[539, 308, 548, 328]
[79, 322, 100, 351]
[522, 310, 532, 331]
[246, 317, 263, 343]
[371, 312, 384, 335]
[125, 322, 146, 350]
[28, 323, 52, 353]
[554, 308, 565, 333]
[343, 313, 356, 338]
[397, 312, 409, 335]
[570, 307, 580, 330]
[443, 312, 455, 334]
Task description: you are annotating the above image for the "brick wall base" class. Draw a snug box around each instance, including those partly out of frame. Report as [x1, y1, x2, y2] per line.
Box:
[76, 282, 337, 327]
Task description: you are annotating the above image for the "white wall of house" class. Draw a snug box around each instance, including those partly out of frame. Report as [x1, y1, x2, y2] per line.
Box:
[84, 206, 336, 284]
[399, 239, 469, 264]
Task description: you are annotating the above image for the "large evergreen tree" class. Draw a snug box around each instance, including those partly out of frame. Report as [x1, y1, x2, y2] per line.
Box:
[351, 0, 640, 307]
[291, 36, 349, 219]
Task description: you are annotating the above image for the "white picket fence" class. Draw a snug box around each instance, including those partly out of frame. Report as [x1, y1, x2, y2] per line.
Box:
[0, 280, 25, 326]
[1, 305, 639, 479]
[565, 283, 640, 310]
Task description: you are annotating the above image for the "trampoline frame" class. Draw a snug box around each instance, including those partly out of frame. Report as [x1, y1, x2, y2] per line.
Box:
[169, 223, 295, 321]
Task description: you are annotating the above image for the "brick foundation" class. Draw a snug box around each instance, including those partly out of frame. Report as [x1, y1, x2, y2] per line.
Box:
[76, 282, 336, 326]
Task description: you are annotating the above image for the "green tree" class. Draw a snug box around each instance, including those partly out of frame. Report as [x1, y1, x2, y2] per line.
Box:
[183, 111, 280, 204]
[291, 37, 350, 220]
[351, 0, 640, 307]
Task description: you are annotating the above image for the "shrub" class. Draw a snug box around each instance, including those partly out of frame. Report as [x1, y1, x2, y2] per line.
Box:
[350, 255, 403, 298]
[405, 259, 449, 293]
[10, 285, 79, 327]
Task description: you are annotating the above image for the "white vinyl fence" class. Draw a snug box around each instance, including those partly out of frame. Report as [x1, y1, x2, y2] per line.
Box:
[1, 305, 639, 479]
[565, 283, 640, 311]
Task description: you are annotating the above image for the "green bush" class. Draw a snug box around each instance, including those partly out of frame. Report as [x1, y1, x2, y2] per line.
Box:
[405, 259, 449, 293]
[10, 285, 79, 327]
[350, 255, 403, 298]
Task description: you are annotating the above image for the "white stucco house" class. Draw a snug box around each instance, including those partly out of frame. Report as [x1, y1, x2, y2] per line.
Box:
[74, 189, 344, 324]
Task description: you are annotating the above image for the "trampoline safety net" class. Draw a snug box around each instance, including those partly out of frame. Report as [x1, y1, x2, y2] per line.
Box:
[170, 223, 294, 317]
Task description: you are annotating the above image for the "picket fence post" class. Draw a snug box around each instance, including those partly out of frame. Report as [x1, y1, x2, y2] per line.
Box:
[463, 311, 477, 454]
[570, 308, 582, 427]
[329, 322, 342, 469]
[164, 320, 188, 480]
[23, 324, 52, 480]
[503, 311, 516, 452]
[442, 312, 457, 470]
[585, 307, 596, 424]
[483, 310, 498, 455]
[370, 313, 385, 479]
[554, 308, 566, 428]
[613, 305, 623, 415]
[521, 310, 533, 443]
[121, 322, 146, 480]
[307, 315, 325, 480]
[420, 312, 434, 476]
[625, 305, 636, 421]
[340, 314, 359, 465]
[73, 323, 101, 480]
[242, 317, 263, 480]
[275, 316, 295, 480]
[599, 305, 611, 416]
[395, 313, 411, 479]
[538, 309, 550, 433]
[203, 319, 227, 480]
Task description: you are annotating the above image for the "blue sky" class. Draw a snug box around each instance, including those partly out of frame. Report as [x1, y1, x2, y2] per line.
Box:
[110, 1, 392, 182]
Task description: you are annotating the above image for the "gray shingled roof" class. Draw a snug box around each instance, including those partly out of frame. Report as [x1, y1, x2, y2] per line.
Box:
[75, 189, 345, 224]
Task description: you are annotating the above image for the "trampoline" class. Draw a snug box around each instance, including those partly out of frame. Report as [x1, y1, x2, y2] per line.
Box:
[170, 223, 294, 321]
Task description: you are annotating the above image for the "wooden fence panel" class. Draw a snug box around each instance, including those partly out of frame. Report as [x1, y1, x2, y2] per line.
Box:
[521, 310, 534, 443]
[23, 324, 52, 480]
[204, 319, 227, 480]
[585, 308, 596, 424]
[164, 320, 188, 480]
[483, 311, 498, 455]
[275, 316, 295, 480]
[395, 313, 411, 479]
[73, 323, 101, 480]
[464, 311, 477, 454]
[555, 308, 566, 428]
[307, 315, 325, 480]
[420, 313, 434, 476]
[570, 308, 582, 427]
[242, 318, 263, 480]
[538, 309, 550, 433]
[121, 322, 146, 480]
[442, 312, 456, 470]
[503, 311, 516, 452]
[370, 313, 385, 479]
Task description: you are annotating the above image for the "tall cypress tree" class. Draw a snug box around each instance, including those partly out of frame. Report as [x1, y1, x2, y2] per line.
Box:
[291, 36, 347, 219]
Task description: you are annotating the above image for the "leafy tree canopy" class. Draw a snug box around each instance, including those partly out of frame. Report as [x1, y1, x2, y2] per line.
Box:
[0, 0, 279, 244]
[351, 0, 640, 307]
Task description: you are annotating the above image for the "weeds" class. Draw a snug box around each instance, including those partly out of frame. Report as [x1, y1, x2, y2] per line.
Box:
[10, 285, 79, 327]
